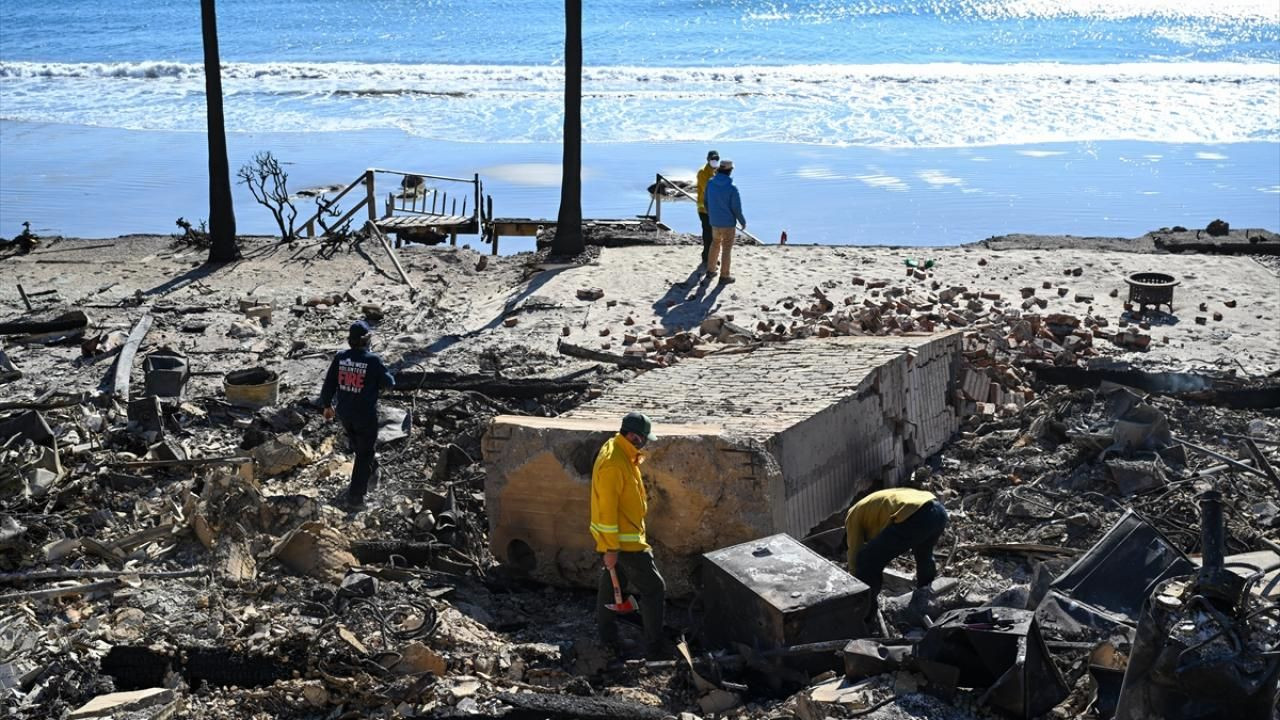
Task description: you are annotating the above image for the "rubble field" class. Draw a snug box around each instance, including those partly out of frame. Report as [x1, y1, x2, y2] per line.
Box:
[0, 228, 1277, 719]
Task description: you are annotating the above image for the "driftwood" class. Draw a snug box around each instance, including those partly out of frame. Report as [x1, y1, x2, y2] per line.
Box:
[393, 370, 591, 398]
[364, 221, 415, 290]
[557, 340, 661, 370]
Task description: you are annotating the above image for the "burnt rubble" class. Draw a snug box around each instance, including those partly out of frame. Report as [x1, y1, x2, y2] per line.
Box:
[0, 235, 1277, 719]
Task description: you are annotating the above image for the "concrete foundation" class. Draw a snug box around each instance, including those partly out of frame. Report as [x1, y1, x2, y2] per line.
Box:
[482, 332, 962, 595]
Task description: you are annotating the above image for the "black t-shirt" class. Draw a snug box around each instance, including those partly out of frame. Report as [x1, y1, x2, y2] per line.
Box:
[320, 348, 395, 425]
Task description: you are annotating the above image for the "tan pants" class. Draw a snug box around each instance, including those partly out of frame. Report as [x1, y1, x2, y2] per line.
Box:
[709, 226, 736, 278]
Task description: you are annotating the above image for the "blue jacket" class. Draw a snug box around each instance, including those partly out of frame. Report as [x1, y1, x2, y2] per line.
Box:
[705, 173, 745, 229]
[320, 348, 395, 426]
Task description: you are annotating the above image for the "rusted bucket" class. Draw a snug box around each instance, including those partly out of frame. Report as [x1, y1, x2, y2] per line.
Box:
[223, 367, 279, 408]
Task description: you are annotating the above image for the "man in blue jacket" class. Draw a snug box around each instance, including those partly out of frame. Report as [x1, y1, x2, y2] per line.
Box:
[704, 159, 746, 285]
[320, 320, 395, 508]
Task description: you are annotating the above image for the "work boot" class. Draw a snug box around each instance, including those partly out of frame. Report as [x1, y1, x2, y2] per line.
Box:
[333, 490, 366, 512]
[645, 639, 676, 661]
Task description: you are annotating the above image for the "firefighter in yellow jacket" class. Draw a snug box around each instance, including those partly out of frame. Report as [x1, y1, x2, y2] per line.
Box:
[695, 149, 719, 271]
[590, 411, 667, 658]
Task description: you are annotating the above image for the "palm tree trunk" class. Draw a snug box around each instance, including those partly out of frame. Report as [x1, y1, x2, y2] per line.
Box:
[552, 0, 585, 257]
[201, 0, 239, 262]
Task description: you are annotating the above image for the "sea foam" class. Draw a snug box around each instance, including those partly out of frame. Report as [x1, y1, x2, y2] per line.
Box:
[1, 60, 1276, 147]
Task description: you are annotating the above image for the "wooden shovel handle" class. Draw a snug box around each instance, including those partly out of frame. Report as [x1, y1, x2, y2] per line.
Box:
[607, 565, 624, 606]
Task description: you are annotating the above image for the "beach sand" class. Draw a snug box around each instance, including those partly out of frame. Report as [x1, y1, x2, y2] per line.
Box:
[3, 231, 1276, 384]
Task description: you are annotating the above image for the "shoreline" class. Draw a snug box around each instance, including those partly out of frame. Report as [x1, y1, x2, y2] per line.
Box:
[2, 121, 1278, 254]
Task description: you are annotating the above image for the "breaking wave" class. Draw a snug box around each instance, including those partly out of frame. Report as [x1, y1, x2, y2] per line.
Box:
[1, 60, 1276, 147]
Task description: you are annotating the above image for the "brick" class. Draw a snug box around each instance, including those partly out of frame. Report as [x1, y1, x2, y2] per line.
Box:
[1195, 316, 1207, 325]
[1074, 293, 1094, 303]
[502, 317, 518, 327]
[576, 287, 604, 301]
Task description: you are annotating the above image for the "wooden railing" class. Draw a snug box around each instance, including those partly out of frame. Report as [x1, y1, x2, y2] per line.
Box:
[648, 173, 762, 244]
[297, 169, 377, 238]
[378, 169, 482, 223]
[296, 168, 485, 240]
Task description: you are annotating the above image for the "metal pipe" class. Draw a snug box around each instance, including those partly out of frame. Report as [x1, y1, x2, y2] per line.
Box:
[1199, 490, 1225, 574]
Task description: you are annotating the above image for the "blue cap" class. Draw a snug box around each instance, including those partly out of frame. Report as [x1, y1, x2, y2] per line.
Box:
[348, 319, 373, 342]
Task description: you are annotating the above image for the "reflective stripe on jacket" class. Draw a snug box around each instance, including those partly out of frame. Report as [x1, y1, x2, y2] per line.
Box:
[845, 488, 936, 574]
[589, 433, 650, 552]
[695, 163, 716, 213]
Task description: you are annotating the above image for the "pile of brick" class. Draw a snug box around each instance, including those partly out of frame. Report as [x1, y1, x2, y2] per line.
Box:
[581, 267, 1158, 414]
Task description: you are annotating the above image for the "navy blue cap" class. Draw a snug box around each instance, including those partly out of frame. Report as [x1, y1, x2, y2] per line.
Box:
[348, 319, 373, 342]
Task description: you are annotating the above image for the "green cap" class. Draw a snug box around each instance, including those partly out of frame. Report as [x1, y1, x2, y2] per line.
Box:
[621, 412, 656, 442]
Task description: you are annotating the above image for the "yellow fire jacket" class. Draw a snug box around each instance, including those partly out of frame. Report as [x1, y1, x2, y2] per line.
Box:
[589, 433, 650, 552]
[696, 163, 716, 213]
[845, 488, 936, 574]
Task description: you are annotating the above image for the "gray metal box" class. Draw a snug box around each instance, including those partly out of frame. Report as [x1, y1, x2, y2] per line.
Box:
[700, 533, 870, 650]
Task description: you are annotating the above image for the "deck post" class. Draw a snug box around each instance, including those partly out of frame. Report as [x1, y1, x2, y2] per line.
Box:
[365, 170, 377, 222]
[655, 173, 662, 223]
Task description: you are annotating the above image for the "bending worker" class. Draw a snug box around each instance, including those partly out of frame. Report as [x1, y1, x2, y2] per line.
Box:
[590, 412, 667, 659]
[846, 487, 948, 614]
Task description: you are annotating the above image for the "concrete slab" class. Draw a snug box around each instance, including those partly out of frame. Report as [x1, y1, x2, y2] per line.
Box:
[483, 332, 962, 594]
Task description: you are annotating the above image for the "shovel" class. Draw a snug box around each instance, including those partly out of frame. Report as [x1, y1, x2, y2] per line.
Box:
[605, 565, 639, 614]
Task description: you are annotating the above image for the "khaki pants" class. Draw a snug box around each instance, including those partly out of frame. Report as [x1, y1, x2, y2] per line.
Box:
[709, 226, 736, 278]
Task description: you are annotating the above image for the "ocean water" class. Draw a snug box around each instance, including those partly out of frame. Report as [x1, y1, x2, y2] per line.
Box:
[1, 0, 1278, 245]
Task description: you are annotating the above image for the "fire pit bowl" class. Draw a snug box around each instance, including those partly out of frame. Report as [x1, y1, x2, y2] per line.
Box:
[1125, 272, 1179, 313]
